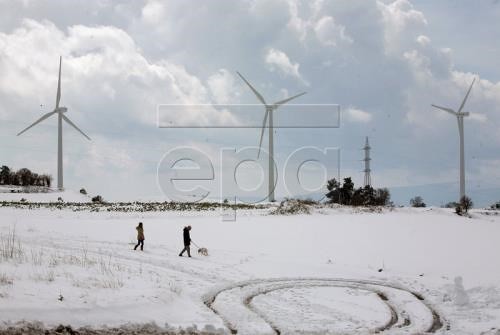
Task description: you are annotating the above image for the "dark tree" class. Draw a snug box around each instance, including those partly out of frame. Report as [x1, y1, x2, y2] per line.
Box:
[410, 196, 426, 208]
[43, 174, 52, 188]
[0, 165, 11, 185]
[326, 178, 341, 203]
[340, 177, 354, 205]
[17, 168, 33, 186]
[326, 177, 390, 207]
[92, 195, 104, 203]
[374, 188, 391, 206]
[460, 196, 473, 213]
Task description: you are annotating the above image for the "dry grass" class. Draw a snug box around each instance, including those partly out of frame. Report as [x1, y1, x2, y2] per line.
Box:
[0, 272, 14, 285]
[1, 227, 128, 291]
[0, 227, 24, 262]
[30, 269, 55, 283]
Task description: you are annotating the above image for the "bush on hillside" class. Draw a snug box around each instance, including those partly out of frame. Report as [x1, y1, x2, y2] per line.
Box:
[460, 196, 473, 213]
[410, 196, 426, 208]
[91, 195, 104, 203]
[270, 198, 312, 215]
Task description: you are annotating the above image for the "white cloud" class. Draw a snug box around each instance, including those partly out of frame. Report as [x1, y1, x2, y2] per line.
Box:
[469, 113, 488, 123]
[286, 1, 354, 47]
[416, 35, 430, 46]
[141, 0, 167, 25]
[345, 107, 372, 123]
[0, 18, 223, 128]
[378, 0, 428, 55]
[314, 16, 353, 46]
[207, 69, 239, 104]
[264, 48, 304, 82]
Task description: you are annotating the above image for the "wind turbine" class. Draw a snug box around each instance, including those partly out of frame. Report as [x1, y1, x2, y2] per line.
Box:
[237, 72, 306, 202]
[431, 78, 475, 201]
[17, 56, 91, 190]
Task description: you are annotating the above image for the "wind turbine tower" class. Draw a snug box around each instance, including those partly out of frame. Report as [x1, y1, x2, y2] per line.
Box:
[363, 137, 372, 187]
[17, 56, 91, 190]
[431, 78, 475, 200]
[236, 72, 306, 202]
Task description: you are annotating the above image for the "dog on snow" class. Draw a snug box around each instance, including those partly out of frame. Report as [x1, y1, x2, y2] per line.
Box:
[198, 247, 208, 256]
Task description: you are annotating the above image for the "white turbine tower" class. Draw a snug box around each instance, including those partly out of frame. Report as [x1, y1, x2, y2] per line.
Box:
[431, 78, 475, 201]
[237, 72, 306, 202]
[17, 56, 91, 190]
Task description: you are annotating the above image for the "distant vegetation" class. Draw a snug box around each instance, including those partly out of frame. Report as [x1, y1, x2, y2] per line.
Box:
[325, 177, 391, 206]
[457, 195, 473, 215]
[446, 196, 474, 216]
[444, 201, 459, 208]
[91, 195, 104, 203]
[0, 201, 266, 212]
[0, 165, 52, 188]
[410, 196, 426, 208]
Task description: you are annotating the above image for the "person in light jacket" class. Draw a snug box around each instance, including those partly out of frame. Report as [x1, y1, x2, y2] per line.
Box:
[134, 222, 145, 251]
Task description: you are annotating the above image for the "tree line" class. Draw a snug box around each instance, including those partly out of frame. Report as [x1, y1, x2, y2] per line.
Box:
[0, 165, 52, 187]
[325, 177, 391, 206]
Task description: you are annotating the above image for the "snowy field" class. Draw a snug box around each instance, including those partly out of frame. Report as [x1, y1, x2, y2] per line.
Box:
[1, 202, 500, 334]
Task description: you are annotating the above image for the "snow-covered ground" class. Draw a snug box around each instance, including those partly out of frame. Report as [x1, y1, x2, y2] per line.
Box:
[0, 204, 499, 334]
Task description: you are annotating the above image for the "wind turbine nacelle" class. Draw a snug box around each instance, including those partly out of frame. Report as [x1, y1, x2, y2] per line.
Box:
[458, 112, 470, 117]
[56, 107, 68, 113]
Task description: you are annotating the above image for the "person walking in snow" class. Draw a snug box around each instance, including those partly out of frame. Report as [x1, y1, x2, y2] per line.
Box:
[134, 222, 145, 251]
[178, 225, 192, 257]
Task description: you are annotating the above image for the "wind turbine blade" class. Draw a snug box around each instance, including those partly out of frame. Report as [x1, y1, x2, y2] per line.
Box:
[272, 92, 306, 108]
[62, 115, 91, 140]
[56, 56, 62, 108]
[236, 71, 267, 105]
[431, 104, 457, 116]
[17, 111, 57, 136]
[457, 78, 475, 113]
[257, 109, 269, 159]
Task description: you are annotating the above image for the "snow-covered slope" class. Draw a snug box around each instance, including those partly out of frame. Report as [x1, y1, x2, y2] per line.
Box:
[0, 206, 499, 334]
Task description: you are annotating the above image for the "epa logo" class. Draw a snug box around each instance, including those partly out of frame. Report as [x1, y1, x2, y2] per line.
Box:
[157, 146, 340, 204]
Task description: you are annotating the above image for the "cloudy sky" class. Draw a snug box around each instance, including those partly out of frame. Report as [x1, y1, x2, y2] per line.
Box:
[0, 0, 499, 206]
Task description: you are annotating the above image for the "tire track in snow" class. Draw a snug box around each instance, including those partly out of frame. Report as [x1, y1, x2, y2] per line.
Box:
[204, 278, 444, 335]
[245, 284, 398, 335]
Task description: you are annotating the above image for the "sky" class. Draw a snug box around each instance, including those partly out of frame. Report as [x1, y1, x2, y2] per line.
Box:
[0, 0, 499, 206]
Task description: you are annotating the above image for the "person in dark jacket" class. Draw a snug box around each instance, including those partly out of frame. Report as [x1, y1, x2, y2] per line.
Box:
[178, 225, 192, 257]
[134, 222, 145, 251]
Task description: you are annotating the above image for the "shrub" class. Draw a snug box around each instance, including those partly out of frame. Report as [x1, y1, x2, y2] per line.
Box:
[410, 196, 426, 208]
[270, 198, 312, 215]
[444, 201, 459, 208]
[460, 196, 473, 213]
[91, 195, 104, 203]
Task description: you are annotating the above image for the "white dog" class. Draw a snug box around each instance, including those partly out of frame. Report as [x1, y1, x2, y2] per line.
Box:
[198, 247, 208, 256]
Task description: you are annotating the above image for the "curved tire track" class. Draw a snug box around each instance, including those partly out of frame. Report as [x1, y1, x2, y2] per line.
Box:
[204, 278, 444, 335]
